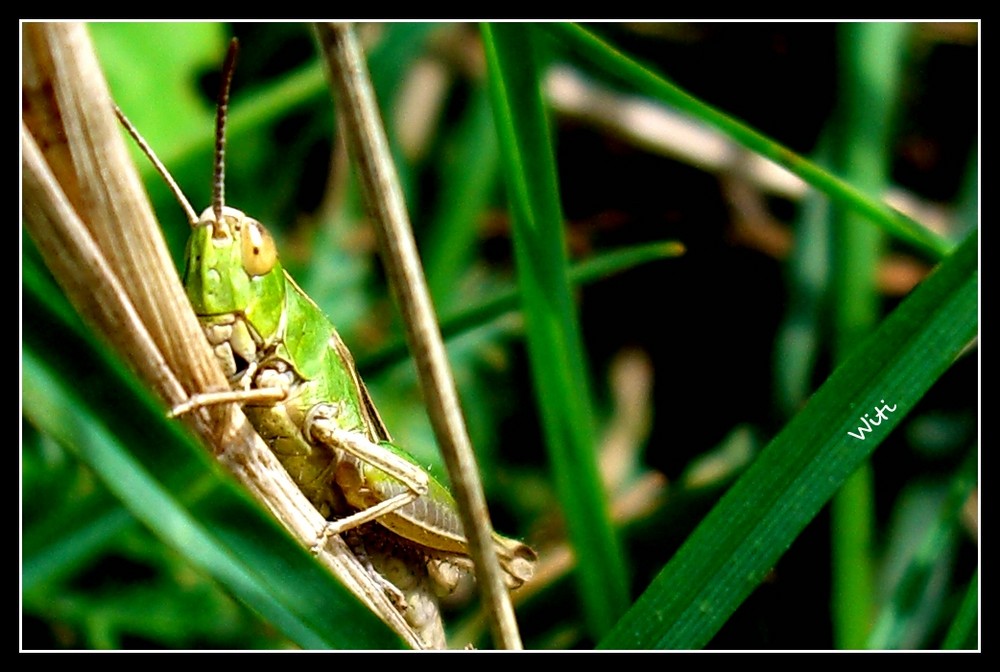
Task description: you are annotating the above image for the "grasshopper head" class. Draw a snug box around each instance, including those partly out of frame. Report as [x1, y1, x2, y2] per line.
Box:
[183, 205, 286, 343]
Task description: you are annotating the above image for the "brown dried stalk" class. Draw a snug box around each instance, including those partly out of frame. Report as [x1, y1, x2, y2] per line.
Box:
[21, 21, 424, 649]
[312, 22, 528, 650]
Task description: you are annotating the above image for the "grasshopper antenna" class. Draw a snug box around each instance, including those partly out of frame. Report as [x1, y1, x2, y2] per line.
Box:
[114, 104, 200, 227]
[213, 38, 240, 222]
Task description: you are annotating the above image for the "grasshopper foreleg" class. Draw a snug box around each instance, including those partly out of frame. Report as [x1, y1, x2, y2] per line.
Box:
[168, 387, 287, 418]
[168, 357, 293, 417]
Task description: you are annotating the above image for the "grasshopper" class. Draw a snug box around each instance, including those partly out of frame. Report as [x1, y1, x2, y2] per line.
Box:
[115, 41, 535, 643]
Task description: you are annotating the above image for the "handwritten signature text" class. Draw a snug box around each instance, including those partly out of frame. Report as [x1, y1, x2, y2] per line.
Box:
[847, 400, 897, 440]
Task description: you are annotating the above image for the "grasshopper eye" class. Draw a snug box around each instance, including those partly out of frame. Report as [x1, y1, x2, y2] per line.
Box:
[242, 219, 278, 276]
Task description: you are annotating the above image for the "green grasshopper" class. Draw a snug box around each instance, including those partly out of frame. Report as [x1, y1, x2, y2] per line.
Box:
[114, 42, 535, 632]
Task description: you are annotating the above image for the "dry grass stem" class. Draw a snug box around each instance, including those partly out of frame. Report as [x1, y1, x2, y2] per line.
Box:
[312, 22, 525, 650]
[21, 21, 423, 649]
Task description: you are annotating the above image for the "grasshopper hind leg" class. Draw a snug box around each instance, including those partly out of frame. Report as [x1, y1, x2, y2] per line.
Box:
[303, 403, 430, 537]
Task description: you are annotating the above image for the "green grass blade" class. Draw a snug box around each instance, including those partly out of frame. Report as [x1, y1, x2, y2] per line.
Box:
[482, 22, 630, 639]
[942, 570, 979, 650]
[422, 83, 501, 310]
[772, 156, 832, 419]
[866, 453, 977, 649]
[543, 22, 952, 260]
[599, 230, 977, 649]
[22, 267, 404, 650]
[22, 495, 135, 595]
[829, 22, 909, 648]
